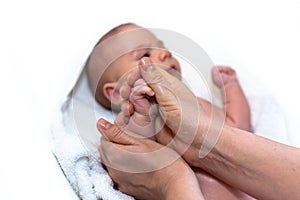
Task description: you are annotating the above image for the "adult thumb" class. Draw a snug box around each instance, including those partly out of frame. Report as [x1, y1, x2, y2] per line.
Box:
[97, 118, 136, 145]
[139, 58, 176, 98]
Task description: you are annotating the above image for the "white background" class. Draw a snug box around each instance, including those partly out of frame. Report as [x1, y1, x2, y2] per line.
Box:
[0, 0, 299, 199]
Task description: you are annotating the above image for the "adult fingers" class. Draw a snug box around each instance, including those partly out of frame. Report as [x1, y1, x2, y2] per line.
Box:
[97, 118, 136, 145]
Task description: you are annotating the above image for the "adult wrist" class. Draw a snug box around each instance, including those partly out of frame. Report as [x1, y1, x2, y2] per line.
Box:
[164, 165, 204, 200]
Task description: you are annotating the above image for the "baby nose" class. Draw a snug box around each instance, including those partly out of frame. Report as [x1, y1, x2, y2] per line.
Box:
[158, 50, 171, 61]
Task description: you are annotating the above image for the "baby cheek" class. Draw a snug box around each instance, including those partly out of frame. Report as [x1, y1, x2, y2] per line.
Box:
[169, 68, 182, 80]
[176, 65, 182, 74]
[119, 84, 131, 100]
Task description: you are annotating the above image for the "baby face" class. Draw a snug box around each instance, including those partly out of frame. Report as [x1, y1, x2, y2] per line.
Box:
[90, 25, 182, 109]
[110, 33, 182, 82]
[110, 38, 181, 110]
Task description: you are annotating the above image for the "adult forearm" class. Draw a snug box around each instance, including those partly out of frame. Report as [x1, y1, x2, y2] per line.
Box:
[164, 167, 205, 200]
[196, 126, 300, 200]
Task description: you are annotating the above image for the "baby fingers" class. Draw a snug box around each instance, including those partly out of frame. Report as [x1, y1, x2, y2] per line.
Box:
[115, 101, 134, 126]
[130, 84, 155, 102]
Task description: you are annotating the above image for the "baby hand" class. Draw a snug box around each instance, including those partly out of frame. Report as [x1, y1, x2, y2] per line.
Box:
[212, 66, 238, 88]
[130, 78, 155, 118]
[115, 77, 159, 139]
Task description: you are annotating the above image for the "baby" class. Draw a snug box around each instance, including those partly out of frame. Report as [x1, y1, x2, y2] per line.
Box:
[87, 23, 253, 199]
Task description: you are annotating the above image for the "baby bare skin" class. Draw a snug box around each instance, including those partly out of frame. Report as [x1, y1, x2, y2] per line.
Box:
[89, 24, 253, 199]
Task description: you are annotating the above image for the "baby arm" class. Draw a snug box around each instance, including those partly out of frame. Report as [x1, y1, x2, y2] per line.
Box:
[212, 66, 251, 131]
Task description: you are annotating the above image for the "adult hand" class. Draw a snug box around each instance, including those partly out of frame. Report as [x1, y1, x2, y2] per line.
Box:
[97, 119, 204, 200]
[137, 58, 224, 165]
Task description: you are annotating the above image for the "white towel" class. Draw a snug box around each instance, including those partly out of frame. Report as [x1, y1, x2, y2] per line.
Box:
[51, 104, 134, 200]
[51, 60, 289, 200]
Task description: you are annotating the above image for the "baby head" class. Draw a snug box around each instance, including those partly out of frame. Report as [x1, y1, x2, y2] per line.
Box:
[86, 23, 181, 110]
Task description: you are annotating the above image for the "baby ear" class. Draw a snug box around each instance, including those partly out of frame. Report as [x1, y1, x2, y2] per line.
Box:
[103, 82, 125, 111]
[103, 82, 117, 102]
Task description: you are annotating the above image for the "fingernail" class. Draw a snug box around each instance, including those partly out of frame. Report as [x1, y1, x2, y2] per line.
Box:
[150, 91, 155, 96]
[138, 59, 145, 66]
[141, 58, 146, 65]
[140, 58, 153, 72]
[98, 119, 108, 131]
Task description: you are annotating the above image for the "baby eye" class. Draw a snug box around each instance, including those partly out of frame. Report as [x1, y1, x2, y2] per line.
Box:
[139, 52, 150, 59]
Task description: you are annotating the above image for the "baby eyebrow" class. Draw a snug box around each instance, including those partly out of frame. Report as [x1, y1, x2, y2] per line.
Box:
[129, 40, 167, 55]
[129, 47, 149, 56]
